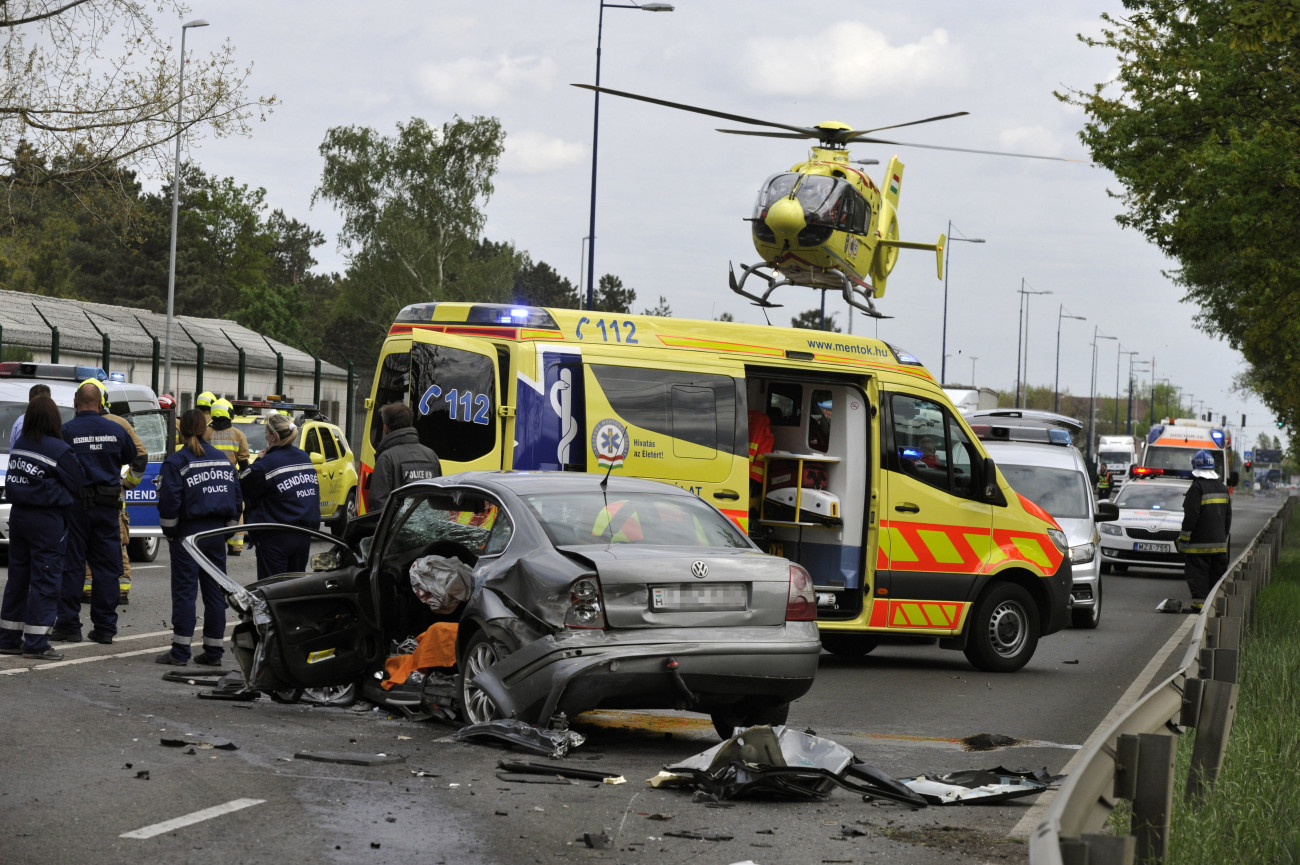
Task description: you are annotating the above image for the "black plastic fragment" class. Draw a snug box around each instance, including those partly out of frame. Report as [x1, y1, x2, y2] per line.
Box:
[294, 751, 406, 766]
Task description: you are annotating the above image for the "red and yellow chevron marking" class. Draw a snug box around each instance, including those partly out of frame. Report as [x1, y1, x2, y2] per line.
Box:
[878, 518, 1063, 577]
[868, 598, 966, 630]
[1153, 437, 1218, 449]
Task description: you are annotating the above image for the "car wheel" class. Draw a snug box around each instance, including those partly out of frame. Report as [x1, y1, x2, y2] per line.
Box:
[709, 697, 791, 739]
[330, 489, 357, 538]
[819, 633, 879, 657]
[127, 536, 160, 563]
[460, 630, 509, 724]
[1113, 564, 1129, 575]
[963, 583, 1040, 673]
[270, 683, 358, 706]
[1071, 578, 1102, 630]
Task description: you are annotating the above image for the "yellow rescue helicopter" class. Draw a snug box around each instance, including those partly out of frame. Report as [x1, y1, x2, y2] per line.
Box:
[573, 84, 1075, 317]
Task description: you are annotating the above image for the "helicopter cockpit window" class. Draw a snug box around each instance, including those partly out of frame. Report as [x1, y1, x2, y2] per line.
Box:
[752, 173, 800, 218]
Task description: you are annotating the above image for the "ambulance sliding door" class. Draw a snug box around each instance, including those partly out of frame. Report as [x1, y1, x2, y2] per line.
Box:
[581, 361, 748, 524]
[407, 336, 503, 473]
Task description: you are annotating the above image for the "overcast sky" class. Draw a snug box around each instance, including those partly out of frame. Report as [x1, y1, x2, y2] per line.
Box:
[181, 0, 1284, 449]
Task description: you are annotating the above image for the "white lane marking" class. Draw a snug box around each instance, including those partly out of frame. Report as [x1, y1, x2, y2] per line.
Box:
[120, 798, 265, 839]
[130, 565, 167, 570]
[0, 622, 236, 675]
[1008, 615, 1197, 838]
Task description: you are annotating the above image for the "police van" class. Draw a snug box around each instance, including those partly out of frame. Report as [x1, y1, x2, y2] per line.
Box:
[0, 362, 169, 562]
[358, 303, 1073, 672]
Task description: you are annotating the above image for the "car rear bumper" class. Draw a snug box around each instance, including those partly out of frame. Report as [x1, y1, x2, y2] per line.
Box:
[477, 623, 823, 724]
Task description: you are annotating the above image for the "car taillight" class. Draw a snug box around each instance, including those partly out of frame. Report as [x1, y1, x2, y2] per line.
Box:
[564, 576, 607, 629]
[785, 564, 816, 621]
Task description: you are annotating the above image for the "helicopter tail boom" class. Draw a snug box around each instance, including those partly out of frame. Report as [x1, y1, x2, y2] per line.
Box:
[877, 233, 947, 279]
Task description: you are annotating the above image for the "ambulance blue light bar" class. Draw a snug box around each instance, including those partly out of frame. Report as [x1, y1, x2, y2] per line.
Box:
[1210, 429, 1225, 448]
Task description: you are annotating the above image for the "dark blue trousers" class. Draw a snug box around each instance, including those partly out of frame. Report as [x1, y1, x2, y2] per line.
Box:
[0, 507, 68, 654]
[58, 504, 121, 635]
[166, 523, 228, 662]
[253, 530, 311, 581]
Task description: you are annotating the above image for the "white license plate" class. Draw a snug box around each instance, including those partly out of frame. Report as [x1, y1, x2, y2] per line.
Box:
[650, 583, 747, 611]
[1134, 542, 1170, 552]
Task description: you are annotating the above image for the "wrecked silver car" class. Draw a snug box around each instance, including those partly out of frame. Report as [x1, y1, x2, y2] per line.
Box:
[186, 472, 822, 736]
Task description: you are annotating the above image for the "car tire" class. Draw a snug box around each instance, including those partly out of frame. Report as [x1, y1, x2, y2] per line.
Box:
[270, 683, 358, 706]
[709, 697, 791, 739]
[1071, 578, 1102, 629]
[819, 633, 879, 657]
[127, 536, 160, 563]
[460, 630, 509, 725]
[962, 582, 1040, 673]
[330, 489, 357, 539]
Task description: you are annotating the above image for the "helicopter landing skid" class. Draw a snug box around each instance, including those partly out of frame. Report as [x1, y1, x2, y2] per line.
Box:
[728, 261, 888, 318]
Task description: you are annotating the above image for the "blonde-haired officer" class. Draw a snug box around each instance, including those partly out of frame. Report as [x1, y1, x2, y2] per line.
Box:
[207, 399, 250, 555]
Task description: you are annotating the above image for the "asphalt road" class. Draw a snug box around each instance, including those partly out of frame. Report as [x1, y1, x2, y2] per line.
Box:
[0, 493, 1284, 865]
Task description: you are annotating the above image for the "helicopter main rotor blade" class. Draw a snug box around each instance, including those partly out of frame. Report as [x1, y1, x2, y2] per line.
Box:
[716, 128, 817, 140]
[572, 84, 820, 138]
[847, 136, 1086, 163]
[852, 111, 970, 136]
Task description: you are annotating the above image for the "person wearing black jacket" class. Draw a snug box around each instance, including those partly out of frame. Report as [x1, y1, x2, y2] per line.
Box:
[0, 396, 86, 660]
[240, 412, 320, 580]
[1179, 449, 1232, 612]
[155, 410, 242, 666]
[369, 402, 441, 513]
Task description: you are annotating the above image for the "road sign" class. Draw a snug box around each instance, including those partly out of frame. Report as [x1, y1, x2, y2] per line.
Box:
[1245, 450, 1253, 460]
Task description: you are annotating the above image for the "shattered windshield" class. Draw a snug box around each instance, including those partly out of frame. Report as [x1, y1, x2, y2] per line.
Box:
[522, 491, 752, 549]
[386, 494, 513, 558]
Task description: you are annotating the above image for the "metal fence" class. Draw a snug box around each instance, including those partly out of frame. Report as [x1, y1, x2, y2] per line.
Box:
[1029, 497, 1294, 864]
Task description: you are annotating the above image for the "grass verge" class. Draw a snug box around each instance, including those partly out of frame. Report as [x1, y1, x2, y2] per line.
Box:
[1160, 523, 1300, 864]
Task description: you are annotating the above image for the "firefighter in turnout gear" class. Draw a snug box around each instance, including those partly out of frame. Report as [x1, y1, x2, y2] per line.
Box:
[156, 409, 242, 666]
[79, 378, 146, 604]
[1178, 449, 1232, 612]
[208, 398, 250, 555]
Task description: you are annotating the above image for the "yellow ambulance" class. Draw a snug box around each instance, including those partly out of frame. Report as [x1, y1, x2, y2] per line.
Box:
[359, 303, 1072, 672]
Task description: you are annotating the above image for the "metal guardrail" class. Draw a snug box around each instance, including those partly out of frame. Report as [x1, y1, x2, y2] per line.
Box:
[1028, 496, 1294, 865]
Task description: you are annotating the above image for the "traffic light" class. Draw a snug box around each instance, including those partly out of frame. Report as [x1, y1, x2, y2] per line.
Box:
[1277, 419, 1285, 428]
[1244, 460, 1253, 472]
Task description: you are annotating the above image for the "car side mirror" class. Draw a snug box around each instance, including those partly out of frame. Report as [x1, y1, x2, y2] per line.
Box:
[982, 456, 998, 500]
[1228, 471, 1240, 488]
[309, 451, 325, 465]
[1095, 500, 1119, 522]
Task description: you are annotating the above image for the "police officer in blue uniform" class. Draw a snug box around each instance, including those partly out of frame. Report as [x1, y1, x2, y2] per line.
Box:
[240, 412, 320, 580]
[51, 382, 145, 644]
[156, 409, 243, 666]
[0, 396, 86, 660]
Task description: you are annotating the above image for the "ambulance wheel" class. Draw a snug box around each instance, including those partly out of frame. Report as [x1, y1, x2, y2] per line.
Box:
[963, 583, 1039, 673]
[710, 697, 790, 739]
[459, 630, 510, 725]
[819, 633, 879, 657]
[330, 490, 356, 538]
[128, 536, 160, 563]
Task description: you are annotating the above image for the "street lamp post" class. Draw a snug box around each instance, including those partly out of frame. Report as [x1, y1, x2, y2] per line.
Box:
[1128, 356, 1150, 435]
[1088, 325, 1117, 465]
[970, 356, 978, 389]
[939, 222, 984, 385]
[163, 18, 209, 399]
[1054, 304, 1086, 414]
[583, 1, 674, 312]
[1117, 348, 1138, 434]
[1015, 280, 1051, 408]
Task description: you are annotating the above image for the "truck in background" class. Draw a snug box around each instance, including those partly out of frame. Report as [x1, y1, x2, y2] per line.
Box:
[1097, 435, 1140, 484]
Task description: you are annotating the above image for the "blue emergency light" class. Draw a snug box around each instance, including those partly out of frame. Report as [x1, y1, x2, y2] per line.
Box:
[1210, 429, 1225, 448]
[109, 372, 126, 382]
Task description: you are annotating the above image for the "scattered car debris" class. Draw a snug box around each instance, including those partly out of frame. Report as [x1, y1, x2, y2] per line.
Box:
[450, 719, 586, 758]
[582, 830, 613, 849]
[134, 770, 150, 780]
[160, 737, 238, 751]
[497, 759, 623, 782]
[898, 766, 1063, 805]
[1156, 598, 1186, 613]
[293, 751, 406, 767]
[496, 773, 575, 785]
[160, 671, 225, 687]
[959, 733, 1020, 751]
[409, 769, 440, 778]
[663, 829, 735, 841]
[657, 725, 928, 807]
[840, 825, 870, 837]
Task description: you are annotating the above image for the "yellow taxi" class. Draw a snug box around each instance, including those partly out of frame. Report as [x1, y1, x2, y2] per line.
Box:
[231, 399, 359, 536]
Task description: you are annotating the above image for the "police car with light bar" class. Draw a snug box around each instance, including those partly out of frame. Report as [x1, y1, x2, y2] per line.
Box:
[1097, 469, 1193, 574]
[965, 410, 1118, 629]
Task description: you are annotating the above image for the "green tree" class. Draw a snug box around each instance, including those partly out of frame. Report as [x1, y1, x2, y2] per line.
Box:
[641, 295, 672, 317]
[593, 274, 635, 313]
[1064, 0, 1300, 428]
[790, 309, 840, 332]
[313, 115, 505, 343]
[513, 255, 579, 309]
[1, 1, 272, 218]
[716, 311, 735, 322]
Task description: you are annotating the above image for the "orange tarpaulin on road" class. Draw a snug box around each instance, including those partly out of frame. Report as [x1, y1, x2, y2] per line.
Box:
[381, 622, 459, 689]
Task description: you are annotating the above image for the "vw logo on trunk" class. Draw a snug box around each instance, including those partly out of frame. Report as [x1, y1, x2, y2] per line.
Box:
[691, 561, 709, 579]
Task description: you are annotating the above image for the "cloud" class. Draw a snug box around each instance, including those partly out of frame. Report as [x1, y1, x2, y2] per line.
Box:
[742, 23, 962, 98]
[500, 130, 586, 174]
[997, 125, 1068, 157]
[417, 54, 558, 107]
